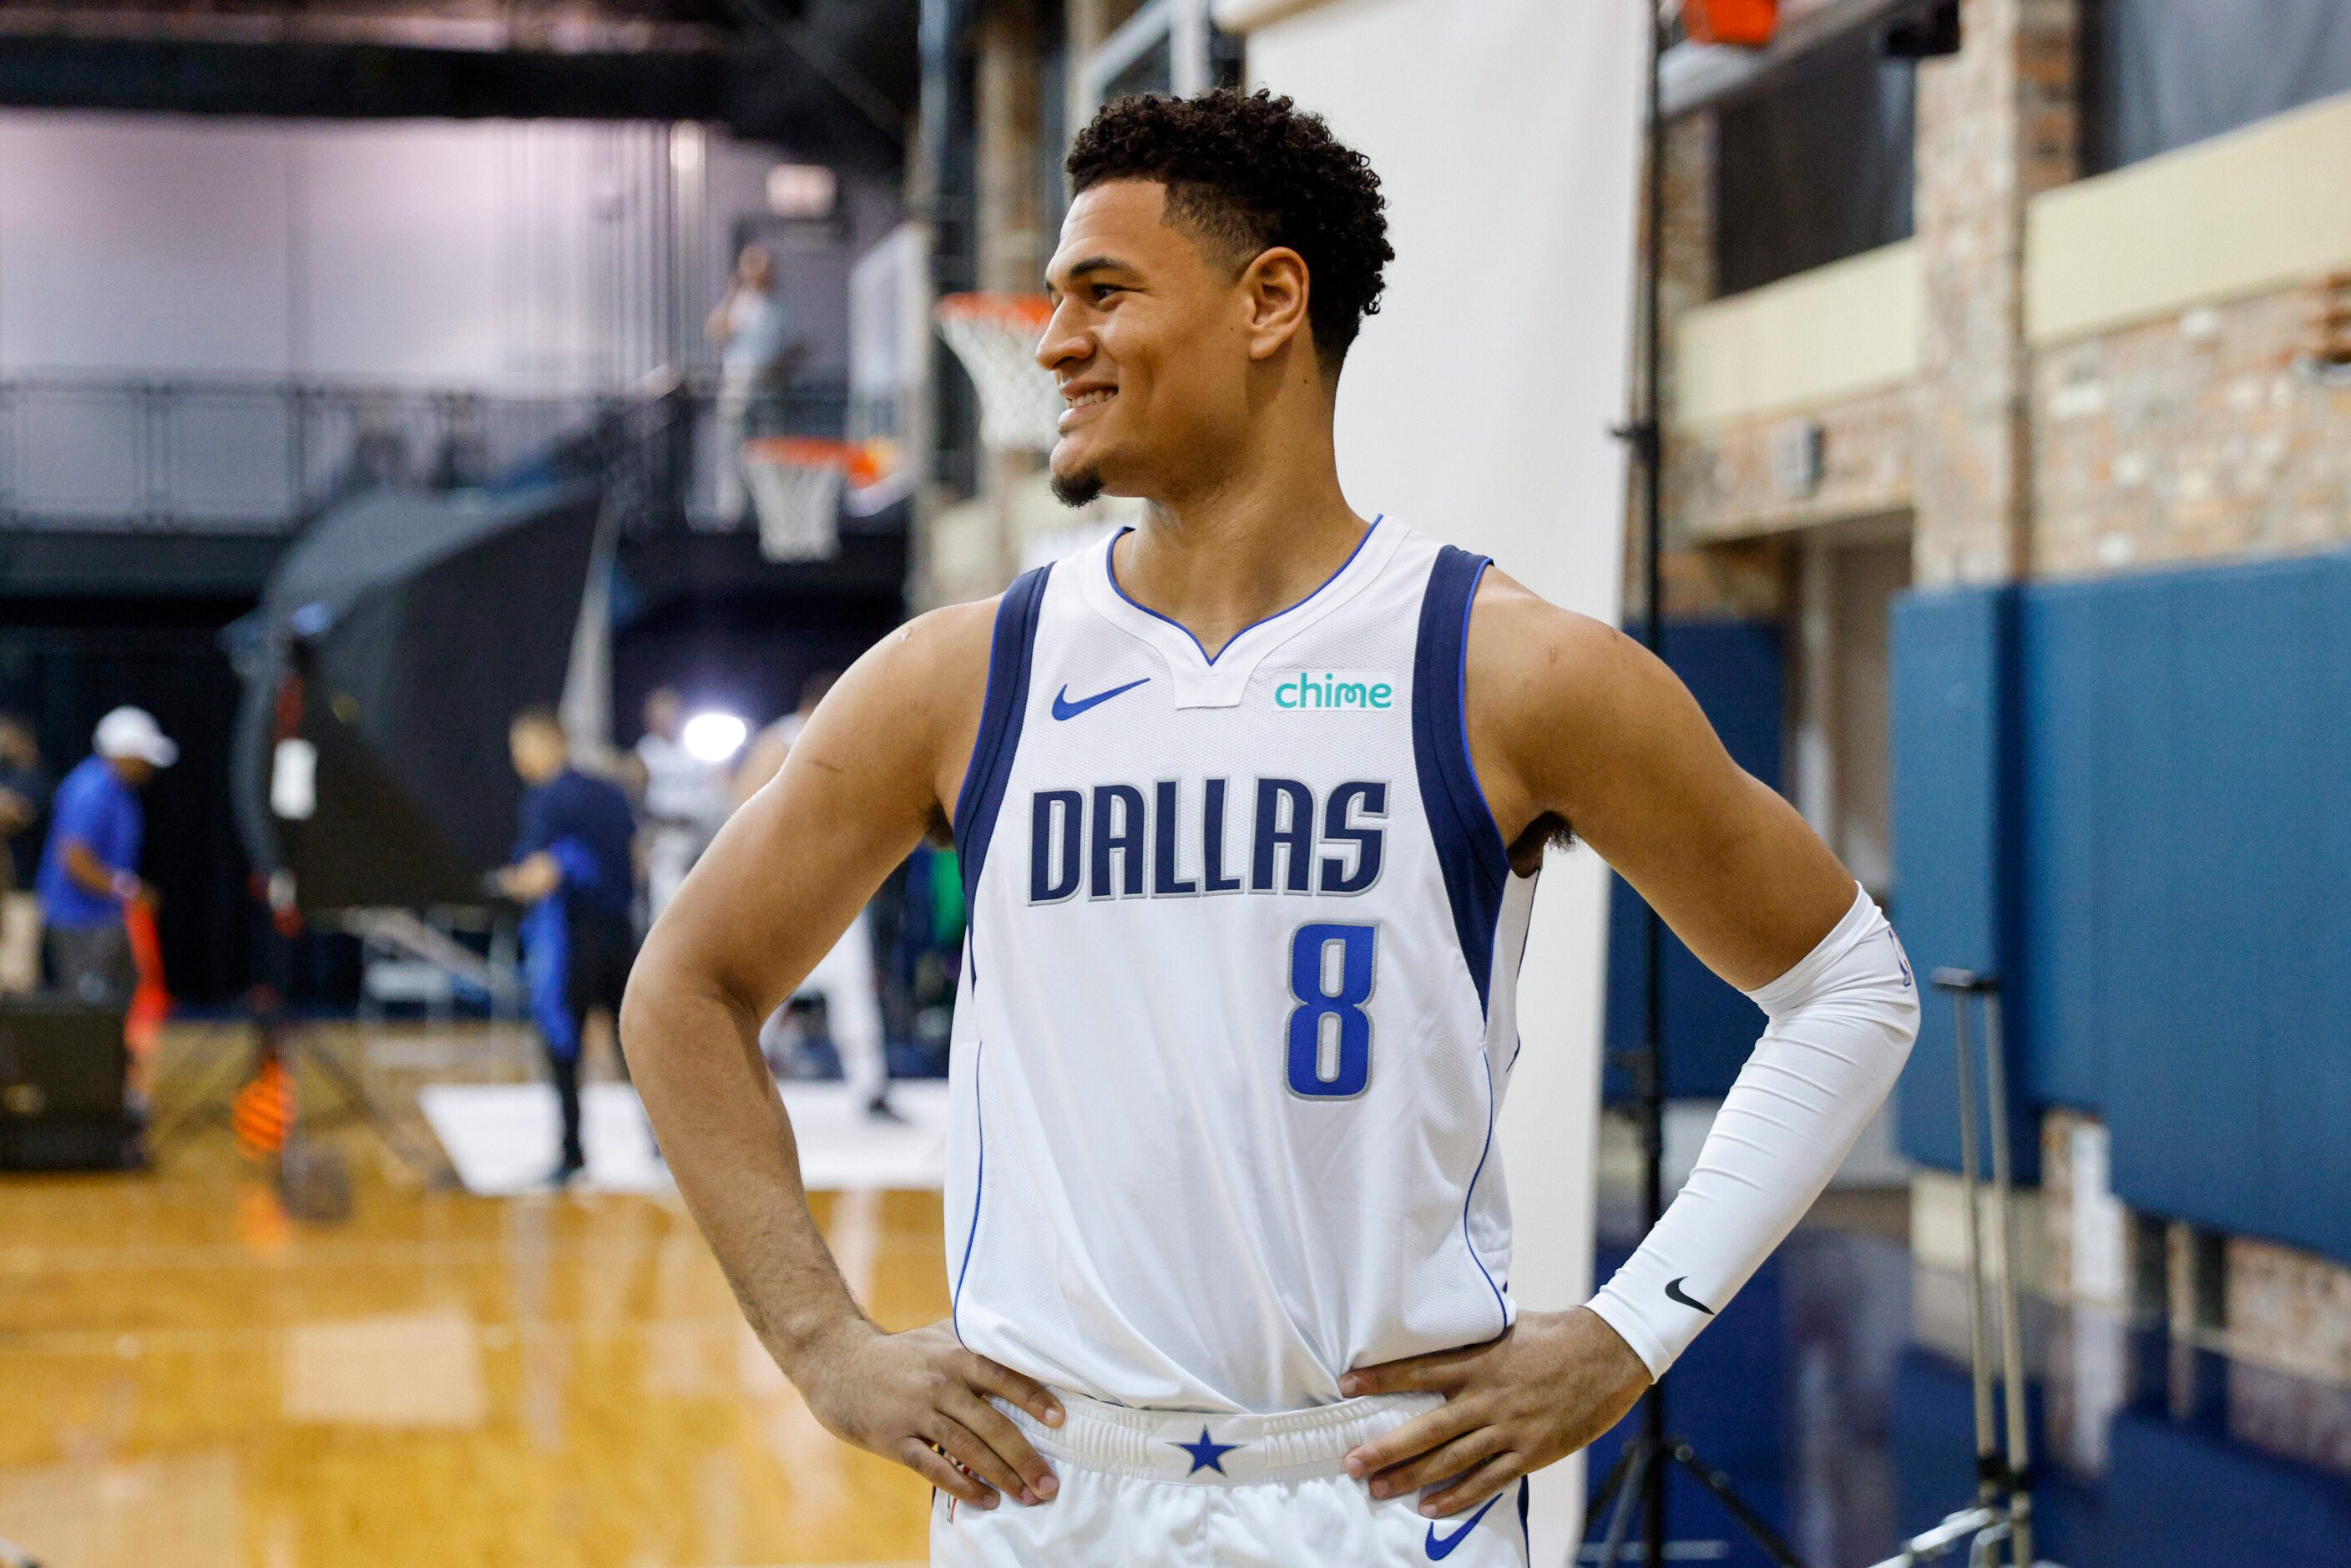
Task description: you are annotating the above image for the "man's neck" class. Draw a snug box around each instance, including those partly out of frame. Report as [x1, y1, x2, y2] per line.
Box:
[1112, 447, 1368, 661]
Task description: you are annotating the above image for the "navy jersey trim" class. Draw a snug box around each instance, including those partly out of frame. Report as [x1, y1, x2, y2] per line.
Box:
[953, 563, 1054, 913]
[951, 1039, 986, 1342]
[1412, 545, 1510, 1014]
[1463, 1053, 1509, 1333]
[1105, 514, 1384, 665]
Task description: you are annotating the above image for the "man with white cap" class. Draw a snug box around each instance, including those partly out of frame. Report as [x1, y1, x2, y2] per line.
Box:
[36, 706, 174, 1004]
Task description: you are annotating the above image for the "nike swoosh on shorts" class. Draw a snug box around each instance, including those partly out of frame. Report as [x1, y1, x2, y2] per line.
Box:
[1424, 1492, 1504, 1560]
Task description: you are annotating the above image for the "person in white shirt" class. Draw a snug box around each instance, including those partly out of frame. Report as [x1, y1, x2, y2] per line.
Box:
[634, 688, 729, 925]
[706, 245, 805, 524]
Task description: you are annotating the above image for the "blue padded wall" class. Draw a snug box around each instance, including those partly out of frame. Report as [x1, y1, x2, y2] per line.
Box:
[1604, 618, 1783, 1102]
[1893, 551, 2351, 1265]
[1888, 585, 2035, 1180]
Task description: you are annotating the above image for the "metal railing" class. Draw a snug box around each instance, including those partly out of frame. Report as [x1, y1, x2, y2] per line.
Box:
[0, 372, 853, 537]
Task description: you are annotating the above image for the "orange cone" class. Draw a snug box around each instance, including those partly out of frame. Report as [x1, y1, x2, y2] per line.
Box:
[233, 1056, 294, 1161]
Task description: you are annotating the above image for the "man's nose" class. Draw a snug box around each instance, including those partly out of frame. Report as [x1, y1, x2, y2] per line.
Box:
[1035, 305, 1088, 372]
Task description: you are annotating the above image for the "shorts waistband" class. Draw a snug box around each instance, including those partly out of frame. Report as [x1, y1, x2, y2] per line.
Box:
[1003, 1388, 1440, 1487]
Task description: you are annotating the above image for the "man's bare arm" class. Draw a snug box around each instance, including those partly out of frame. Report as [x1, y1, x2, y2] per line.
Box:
[63, 839, 134, 900]
[1344, 570, 1914, 1516]
[1469, 571, 1856, 984]
[619, 599, 1064, 1510]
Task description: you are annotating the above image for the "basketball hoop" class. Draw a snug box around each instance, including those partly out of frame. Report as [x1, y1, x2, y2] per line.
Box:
[935, 292, 1063, 455]
[741, 438, 892, 563]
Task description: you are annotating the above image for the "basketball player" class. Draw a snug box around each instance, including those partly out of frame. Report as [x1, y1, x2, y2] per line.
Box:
[623, 90, 1919, 1565]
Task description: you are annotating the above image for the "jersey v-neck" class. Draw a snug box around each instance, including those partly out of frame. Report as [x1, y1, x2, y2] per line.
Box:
[1079, 515, 1400, 708]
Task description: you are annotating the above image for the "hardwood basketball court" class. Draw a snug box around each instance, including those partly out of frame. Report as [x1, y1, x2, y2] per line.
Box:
[0, 1021, 942, 1568]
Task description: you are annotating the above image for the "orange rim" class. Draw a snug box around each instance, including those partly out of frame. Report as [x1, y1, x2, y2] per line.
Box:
[936, 291, 1054, 328]
[741, 436, 891, 486]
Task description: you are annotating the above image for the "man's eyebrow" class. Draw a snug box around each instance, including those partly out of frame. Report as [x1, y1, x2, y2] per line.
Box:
[1045, 255, 1130, 295]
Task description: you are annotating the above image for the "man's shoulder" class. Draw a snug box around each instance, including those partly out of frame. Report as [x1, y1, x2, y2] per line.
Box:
[1465, 569, 1631, 693]
[56, 758, 120, 810]
[802, 595, 1002, 816]
[848, 597, 1001, 716]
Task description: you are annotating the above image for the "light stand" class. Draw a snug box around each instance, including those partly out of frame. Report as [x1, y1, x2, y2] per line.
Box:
[147, 893, 454, 1187]
[1582, 5, 1807, 1564]
[1863, 970, 2044, 1568]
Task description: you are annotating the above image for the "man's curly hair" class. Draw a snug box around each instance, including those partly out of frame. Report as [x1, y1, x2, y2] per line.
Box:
[1065, 89, 1393, 370]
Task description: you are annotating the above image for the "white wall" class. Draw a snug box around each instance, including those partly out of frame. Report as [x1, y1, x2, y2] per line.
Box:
[1241, 0, 1643, 1551]
[0, 110, 842, 391]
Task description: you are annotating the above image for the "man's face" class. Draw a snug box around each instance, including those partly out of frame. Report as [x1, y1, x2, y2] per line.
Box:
[645, 690, 682, 741]
[509, 725, 564, 784]
[114, 757, 156, 790]
[1038, 181, 1261, 507]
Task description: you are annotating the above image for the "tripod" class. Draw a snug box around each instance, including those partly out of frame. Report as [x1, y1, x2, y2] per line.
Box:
[1580, 5, 1807, 1564]
[146, 904, 457, 1186]
[151, 1004, 447, 1177]
[1864, 971, 2046, 1568]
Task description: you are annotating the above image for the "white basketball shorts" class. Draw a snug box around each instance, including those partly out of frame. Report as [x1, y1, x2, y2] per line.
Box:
[929, 1388, 1532, 1567]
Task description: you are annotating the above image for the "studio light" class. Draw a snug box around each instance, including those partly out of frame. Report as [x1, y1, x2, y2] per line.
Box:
[682, 711, 749, 764]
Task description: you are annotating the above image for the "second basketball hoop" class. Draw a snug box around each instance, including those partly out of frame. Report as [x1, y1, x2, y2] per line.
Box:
[935, 291, 1063, 456]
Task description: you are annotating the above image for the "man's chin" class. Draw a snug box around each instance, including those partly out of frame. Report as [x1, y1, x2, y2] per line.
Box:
[1049, 465, 1105, 508]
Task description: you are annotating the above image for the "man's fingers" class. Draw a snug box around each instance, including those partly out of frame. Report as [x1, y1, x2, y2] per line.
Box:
[897, 1439, 996, 1507]
[1342, 1399, 1479, 1479]
[924, 1414, 1033, 1505]
[1418, 1454, 1521, 1519]
[965, 1352, 1065, 1429]
[1340, 1344, 1481, 1398]
[948, 1388, 1059, 1500]
[1365, 1429, 1502, 1499]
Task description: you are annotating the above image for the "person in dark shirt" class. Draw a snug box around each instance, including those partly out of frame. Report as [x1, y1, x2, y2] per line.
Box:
[0, 715, 53, 994]
[493, 707, 638, 1186]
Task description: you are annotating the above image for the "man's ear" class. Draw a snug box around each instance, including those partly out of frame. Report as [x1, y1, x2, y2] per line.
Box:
[1240, 246, 1312, 362]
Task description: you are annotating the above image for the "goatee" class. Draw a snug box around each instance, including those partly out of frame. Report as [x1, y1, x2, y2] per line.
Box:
[1049, 468, 1105, 508]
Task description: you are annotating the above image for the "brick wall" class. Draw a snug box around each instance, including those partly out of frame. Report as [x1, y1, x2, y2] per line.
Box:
[1910, 0, 2081, 588]
[2035, 283, 2351, 575]
[1676, 387, 1914, 543]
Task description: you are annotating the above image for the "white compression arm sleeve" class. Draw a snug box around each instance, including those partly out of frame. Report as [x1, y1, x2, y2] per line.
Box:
[1585, 883, 1919, 1377]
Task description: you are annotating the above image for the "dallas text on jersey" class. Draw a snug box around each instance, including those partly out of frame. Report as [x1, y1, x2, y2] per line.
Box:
[1027, 777, 1389, 903]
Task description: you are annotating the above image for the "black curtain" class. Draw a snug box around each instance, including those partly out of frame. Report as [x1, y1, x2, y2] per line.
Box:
[2084, 0, 2351, 172]
[1714, 26, 1918, 297]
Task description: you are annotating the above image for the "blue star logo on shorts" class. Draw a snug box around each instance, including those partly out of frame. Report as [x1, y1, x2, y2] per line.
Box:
[1171, 1425, 1243, 1475]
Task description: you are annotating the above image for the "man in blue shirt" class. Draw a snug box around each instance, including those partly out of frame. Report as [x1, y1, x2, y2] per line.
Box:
[493, 706, 638, 1185]
[37, 706, 175, 1004]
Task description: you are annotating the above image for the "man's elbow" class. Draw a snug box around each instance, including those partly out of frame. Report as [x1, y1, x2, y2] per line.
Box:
[617, 941, 689, 1072]
[618, 938, 753, 1071]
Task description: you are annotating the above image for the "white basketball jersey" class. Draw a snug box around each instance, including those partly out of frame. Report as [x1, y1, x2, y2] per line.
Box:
[946, 518, 1538, 1415]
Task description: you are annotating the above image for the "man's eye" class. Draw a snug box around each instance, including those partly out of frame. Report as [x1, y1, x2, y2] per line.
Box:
[1092, 284, 1123, 302]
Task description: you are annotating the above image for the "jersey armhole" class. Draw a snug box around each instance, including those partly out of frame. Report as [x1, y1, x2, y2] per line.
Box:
[951, 563, 1054, 913]
[1412, 546, 1513, 1014]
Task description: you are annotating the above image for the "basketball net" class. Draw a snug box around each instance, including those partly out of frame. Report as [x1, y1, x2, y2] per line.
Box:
[935, 292, 1062, 455]
[741, 438, 892, 563]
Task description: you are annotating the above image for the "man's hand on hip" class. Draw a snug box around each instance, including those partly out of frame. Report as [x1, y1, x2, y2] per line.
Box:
[1338, 1308, 1651, 1517]
[791, 1318, 1066, 1510]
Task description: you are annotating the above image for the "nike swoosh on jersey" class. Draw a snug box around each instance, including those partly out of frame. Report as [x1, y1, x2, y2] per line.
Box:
[1423, 1493, 1504, 1560]
[1051, 677, 1150, 720]
[1665, 1277, 1716, 1315]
